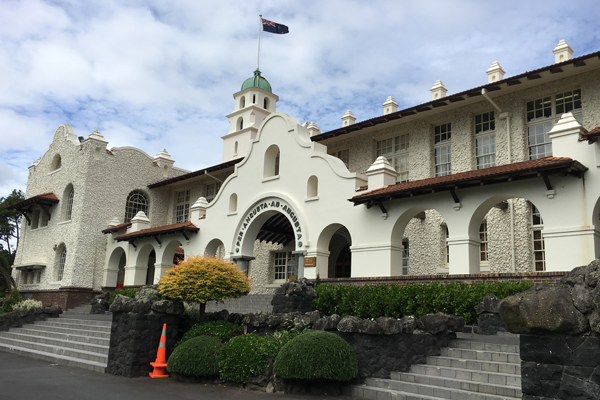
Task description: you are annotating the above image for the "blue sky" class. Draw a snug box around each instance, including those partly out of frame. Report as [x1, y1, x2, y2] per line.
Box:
[1, 0, 599, 196]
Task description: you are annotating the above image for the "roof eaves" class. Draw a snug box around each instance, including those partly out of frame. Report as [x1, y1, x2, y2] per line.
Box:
[148, 158, 243, 189]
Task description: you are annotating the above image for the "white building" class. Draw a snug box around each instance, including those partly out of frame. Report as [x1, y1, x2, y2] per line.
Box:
[10, 41, 600, 307]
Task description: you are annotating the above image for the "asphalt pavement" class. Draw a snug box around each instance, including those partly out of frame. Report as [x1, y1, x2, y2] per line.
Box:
[0, 351, 358, 400]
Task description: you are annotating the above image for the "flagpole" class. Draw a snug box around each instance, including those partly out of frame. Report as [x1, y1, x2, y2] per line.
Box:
[257, 15, 262, 71]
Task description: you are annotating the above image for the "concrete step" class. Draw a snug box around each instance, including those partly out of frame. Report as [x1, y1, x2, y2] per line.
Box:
[426, 355, 521, 375]
[65, 304, 92, 314]
[0, 342, 106, 373]
[448, 339, 519, 354]
[35, 320, 112, 332]
[20, 324, 111, 339]
[343, 381, 520, 400]
[392, 368, 521, 390]
[0, 336, 108, 364]
[57, 317, 112, 327]
[439, 347, 521, 364]
[0, 331, 109, 354]
[8, 327, 110, 345]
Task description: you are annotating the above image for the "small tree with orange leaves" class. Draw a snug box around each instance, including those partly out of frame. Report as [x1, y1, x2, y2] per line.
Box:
[158, 255, 251, 322]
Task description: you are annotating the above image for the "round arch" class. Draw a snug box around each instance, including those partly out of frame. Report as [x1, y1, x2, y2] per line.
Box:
[132, 243, 156, 286]
[105, 246, 127, 287]
[160, 239, 184, 266]
[205, 238, 225, 259]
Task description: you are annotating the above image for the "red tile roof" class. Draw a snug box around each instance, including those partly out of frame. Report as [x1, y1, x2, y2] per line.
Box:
[101, 222, 132, 234]
[7, 192, 59, 210]
[351, 157, 587, 205]
[582, 126, 600, 143]
[115, 221, 199, 241]
[313, 50, 600, 143]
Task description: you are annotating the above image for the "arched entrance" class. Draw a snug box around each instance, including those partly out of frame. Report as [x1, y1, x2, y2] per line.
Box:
[317, 223, 352, 278]
[105, 247, 127, 288]
[205, 239, 226, 259]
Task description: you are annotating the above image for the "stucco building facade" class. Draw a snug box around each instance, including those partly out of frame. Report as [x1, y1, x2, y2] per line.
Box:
[10, 41, 600, 306]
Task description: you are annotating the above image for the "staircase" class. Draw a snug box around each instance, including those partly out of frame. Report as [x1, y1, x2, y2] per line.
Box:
[343, 334, 522, 400]
[0, 317, 111, 372]
[64, 304, 93, 314]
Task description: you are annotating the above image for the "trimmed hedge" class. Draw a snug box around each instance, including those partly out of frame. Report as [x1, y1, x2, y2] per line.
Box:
[176, 320, 243, 348]
[219, 333, 271, 384]
[108, 289, 138, 306]
[313, 281, 533, 324]
[273, 331, 358, 381]
[167, 335, 222, 377]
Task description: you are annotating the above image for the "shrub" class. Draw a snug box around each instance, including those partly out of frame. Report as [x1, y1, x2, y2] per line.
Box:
[159, 255, 251, 322]
[177, 320, 243, 347]
[274, 331, 358, 381]
[12, 299, 43, 310]
[108, 289, 138, 306]
[1, 288, 23, 313]
[260, 328, 306, 359]
[219, 333, 270, 384]
[167, 335, 222, 377]
[313, 280, 533, 324]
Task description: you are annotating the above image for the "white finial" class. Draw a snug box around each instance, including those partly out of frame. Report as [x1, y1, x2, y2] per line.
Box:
[341, 110, 356, 127]
[382, 96, 399, 115]
[553, 40, 574, 64]
[108, 217, 121, 227]
[486, 62, 505, 83]
[430, 80, 447, 100]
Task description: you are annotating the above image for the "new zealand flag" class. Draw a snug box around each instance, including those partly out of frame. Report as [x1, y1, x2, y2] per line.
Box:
[262, 18, 289, 34]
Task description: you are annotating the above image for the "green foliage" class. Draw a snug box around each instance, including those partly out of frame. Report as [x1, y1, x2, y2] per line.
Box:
[13, 299, 43, 310]
[108, 289, 138, 306]
[0, 190, 25, 253]
[159, 256, 251, 322]
[167, 335, 222, 377]
[274, 331, 358, 381]
[260, 328, 306, 359]
[0, 250, 15, 294]
[313, 280, 533, 324]
[2, 288, 23, 313]
[177, 321, 243, 348]
[219, 333, 272, 384]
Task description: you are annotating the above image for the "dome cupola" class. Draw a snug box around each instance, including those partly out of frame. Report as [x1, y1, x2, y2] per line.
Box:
[241, 69, 272, 93]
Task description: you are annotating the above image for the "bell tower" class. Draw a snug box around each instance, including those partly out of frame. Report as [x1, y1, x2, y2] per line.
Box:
[222, 69, 279, 162]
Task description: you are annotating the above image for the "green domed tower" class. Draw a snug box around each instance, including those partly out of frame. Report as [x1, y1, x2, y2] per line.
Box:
[222, 70, 279, 162]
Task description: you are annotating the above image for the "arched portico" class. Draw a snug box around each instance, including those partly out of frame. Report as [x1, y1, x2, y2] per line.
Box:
[103, 246, 127, 288]
[124, 243, 156, 286]
[205, 238, 226, 259]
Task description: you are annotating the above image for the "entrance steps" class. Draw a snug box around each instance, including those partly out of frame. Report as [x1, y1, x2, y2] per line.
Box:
[0, 317, 111, 373]
[64, 303, 93, 314]
[343, 334, 522, 400]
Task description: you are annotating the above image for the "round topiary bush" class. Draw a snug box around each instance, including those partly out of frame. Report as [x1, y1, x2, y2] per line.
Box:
[219, 333, 271, 384]
[167, 335, 222, 377]
[273, 331, 358, 381]
[177, 320, 243, 347]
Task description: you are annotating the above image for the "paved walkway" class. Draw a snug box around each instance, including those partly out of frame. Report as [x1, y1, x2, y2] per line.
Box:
[0, 351, 358, 400]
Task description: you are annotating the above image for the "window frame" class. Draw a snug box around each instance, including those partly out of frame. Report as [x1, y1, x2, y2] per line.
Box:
[124, 191, 149, 222]
[401, 239, 409, 276]
[174, 190, 191, 223]
[475, 111, 496, 169]
[531, 204, 546, 272]
[273, 251, 297, 282]
[330, 149, 350, 169]
[57, 246, 67, 281]
[526, 89, 582, 160]
[204, 182, 222, 203]
[375, 134, 410, 182]
[434, 123, 451, 177]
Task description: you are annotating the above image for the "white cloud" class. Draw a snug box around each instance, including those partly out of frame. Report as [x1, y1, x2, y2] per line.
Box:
[0, 0, 599, 196]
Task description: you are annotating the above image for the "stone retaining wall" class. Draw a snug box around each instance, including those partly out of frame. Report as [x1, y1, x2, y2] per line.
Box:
[204, 294, 274, 314]
[0, 305, 62, 331]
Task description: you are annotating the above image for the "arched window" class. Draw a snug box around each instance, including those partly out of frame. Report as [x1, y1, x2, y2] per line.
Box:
[264, 97, 270, 110]
[57, 245, 67, 281]
[234, 141, 238, 155]
[240, 96, 246, 109]
[307, 176, 318, 198]
[125, 191, 149, 222]
[51, 154, 62, 171]
[264, 145, 281, 178]
[237, 117, 244, 130]
[64, 184, 74, 221]
[229, 193, 238, 213]
[252, 94, 256, 104]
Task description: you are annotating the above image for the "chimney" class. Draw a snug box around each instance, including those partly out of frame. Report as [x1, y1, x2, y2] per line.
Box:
[430, 80, 447, 100]
[486, 61, 505, 83]
[382, 96, 399, 115]
[341, 110, 356, 127]
[553, 40, 573, 64]
[305, 122, 321, 137]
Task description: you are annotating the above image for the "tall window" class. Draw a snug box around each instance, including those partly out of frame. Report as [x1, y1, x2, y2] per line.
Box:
[174, 190, 190, 223]
[204, 182, 222, 203]
[475, 112, 496, 169]
[434, 124, 451, 176]
[57, 245, 67, 281]
[125, 191, 149, 222]
[479, 222, 489, 263]
[273, 252, 297, 281]
[65, 186, 74, 221]
[402, 239, 409, 275]
[527, 89, 582, 160]
[330, 149, 350, 168]
[531, 204, 546, 271]
[375, 134, 409, 182]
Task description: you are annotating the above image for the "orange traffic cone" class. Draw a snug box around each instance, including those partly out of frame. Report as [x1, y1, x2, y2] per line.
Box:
[149, 323, 169, 378]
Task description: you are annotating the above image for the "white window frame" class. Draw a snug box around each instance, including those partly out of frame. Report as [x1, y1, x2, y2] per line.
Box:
[401, 239, 409, 275]
[375, 134, 409, 182]
[65, 187, 74, 221]
[531, 204, 546, 271]
[273, 251, 297, 282]
[527, 89, 582, 160]
[57, 246, 67, 281]
[479, 222, 489, 270]
[434, 124, 451, 177]
[174, 190, 191, 223]
[204, 182, 222, 203]
[125, 191, 149, 222]
[475, 111, 496, 169]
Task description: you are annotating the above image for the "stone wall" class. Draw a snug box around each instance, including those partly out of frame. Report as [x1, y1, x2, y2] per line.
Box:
[20, 287, 100, 309]
[204, 294, 274, 314]
[0, 305, 62, 331]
